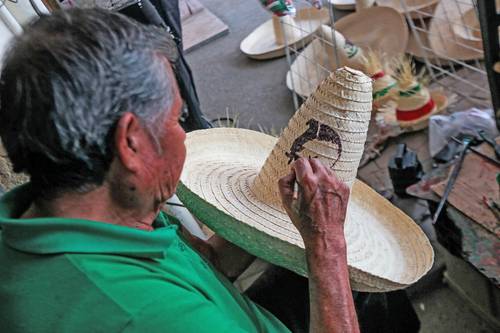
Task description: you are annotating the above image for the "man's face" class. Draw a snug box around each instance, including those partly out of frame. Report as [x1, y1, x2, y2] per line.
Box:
[154, 91, 186, 199]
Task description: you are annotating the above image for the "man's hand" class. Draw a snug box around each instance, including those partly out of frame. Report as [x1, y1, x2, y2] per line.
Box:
[278, 157, 349, 248]
[278, 157, 359, 333]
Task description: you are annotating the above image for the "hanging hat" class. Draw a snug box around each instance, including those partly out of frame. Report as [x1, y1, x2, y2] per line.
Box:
[286, 6, 408, 97]
[451, 0, 500, 51]
[328, 0, 356, 10]
[177, 67, 434, 292]
[286, 25, 366, 97]
[376, 0, 439, 19]
[406, 21, 447, 64]
[429, 0, 483, 61]
[451, 8, 482, 50]
[240, 7, 330, 60]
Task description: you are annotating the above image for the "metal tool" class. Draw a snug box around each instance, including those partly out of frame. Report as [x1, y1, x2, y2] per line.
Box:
[433, 136, 474, 224]
[478, 130, 500, 159]
[450, 136, 500, 166]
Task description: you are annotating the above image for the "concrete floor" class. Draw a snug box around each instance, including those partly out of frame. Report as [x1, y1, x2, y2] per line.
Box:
[185, 0, 295, 132]
[185, 1, 496, 332]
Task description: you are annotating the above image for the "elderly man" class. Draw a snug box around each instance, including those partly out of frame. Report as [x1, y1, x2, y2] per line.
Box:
[0, 9, 358, 333]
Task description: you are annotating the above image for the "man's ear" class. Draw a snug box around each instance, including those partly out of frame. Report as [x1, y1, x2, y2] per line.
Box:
[114, 112, 146, 173]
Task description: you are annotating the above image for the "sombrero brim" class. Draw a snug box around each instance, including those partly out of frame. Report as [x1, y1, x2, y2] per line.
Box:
[287, 7, 408, 97]
[240, 8, 330, 60]
[428, 0, 483, 61]
[406, 25, 448, 64]
[177, 128, 434, 292]
[333, 6, 408, 53]
[451, 9, 483, 50]
[376, 0, 439, 19]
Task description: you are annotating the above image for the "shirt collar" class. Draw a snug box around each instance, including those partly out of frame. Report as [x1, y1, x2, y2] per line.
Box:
[0, 184, 178, 259]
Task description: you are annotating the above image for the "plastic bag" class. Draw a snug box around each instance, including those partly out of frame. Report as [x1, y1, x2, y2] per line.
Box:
[429, 108, 499, 157]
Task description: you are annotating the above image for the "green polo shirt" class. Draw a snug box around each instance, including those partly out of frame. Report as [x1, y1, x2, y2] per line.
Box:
[0, 185, 290, 333]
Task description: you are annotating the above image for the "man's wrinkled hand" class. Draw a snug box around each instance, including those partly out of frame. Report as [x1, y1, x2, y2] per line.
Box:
[278, 157, 349, 247]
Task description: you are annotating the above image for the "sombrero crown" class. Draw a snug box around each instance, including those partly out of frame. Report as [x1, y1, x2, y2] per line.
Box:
[254, 67, 371, 205]
[178, 67, 434, 292]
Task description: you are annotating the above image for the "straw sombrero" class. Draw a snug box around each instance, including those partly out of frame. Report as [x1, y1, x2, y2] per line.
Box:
[3, 0, 50, 25]
[376, 0, 439, 19]
[452, 7, 482, 50]
[240, 7, 330, 60]
[428, 0, 483, 61]
[178, 67, 434, 292]
[406, 21, 447, 64]
[286, 25, 366, 98]
[286, 6, 408, 97]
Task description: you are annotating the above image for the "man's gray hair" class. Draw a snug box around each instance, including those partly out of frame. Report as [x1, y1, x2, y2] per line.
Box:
[0, 8, 179, 197]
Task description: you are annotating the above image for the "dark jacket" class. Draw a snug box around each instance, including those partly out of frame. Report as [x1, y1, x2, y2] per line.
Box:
[119, 0, 211, 131]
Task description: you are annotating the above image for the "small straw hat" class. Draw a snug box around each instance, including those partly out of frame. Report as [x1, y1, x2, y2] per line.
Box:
[286, 6, 408, 97]
[379, 58, 448, 131]
[396, 83, 446, 129]
[240, 7, 330, 60]
[362, 50, 398, 108]
[178, 67, 434, 292]
[428, 0, 483, 61]
[376, 0, 439, 19]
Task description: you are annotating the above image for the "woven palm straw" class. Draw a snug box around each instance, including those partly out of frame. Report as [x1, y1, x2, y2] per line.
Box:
[254, 68, 371, 204]
[373, 75, 397, 102]
[178, 67, 434, 292]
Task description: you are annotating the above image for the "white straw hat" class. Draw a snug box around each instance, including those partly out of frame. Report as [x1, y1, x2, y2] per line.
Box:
[377, 58, 449, 131]
[376, 0, 439, 19]
[428, 0, 483, 61]
[377, 89, 448, 132]
[3, 0, 50, 26]
[396, 82, 447, 129]
[286, 25, 366, 97]
[240, 8, 330, 60]
[178, 67, 434, 292]
[286, 7, 407, 98]
[329, 0, 356, 10]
